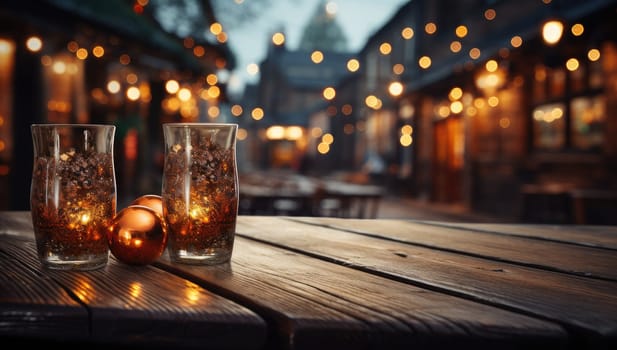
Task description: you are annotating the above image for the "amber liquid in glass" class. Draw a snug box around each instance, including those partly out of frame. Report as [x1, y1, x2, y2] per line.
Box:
[163, 134, 238, 265]
[30, 150, 115, 270]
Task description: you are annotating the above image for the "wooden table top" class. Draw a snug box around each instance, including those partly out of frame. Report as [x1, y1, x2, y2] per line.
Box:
[1, 211, 616, 349]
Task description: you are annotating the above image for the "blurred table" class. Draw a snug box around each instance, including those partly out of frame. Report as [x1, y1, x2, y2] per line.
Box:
[2, 211, 617, 349]
[239, 173, 383, 218]
[521, 183, 617, 224]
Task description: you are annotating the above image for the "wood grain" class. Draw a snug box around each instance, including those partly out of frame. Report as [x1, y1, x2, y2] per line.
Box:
[156, 236, 567, 350]
[0, 215, 266, 350]
[432, 222, 617, 250]
[291, 217, 617, 281]
[236, 216, 617, 345]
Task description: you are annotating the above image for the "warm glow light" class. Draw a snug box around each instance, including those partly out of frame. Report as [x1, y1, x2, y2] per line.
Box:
[587, 48, 600, 61]
[26, 36, 42, 52]
[401, 27, 414, 39]
[400, 104, 414, 119]
[323, 87, 336, 100]
[207, 86, 220, 98]
[485, 60, 498, 72]
[379, 42, 392, 55]
[210, 22, 223, 35]
[285, 126, 303, 140]
[466, 106, 477, 116]
[107, 80, 121, 94]
[311, 50, 324, 63]
[401, 125, 413, 135]
[126, 73, 138, 84]
[450, 101, 464, 114]
[0, 38, 15, 55]
[450, 41, 462, 53]
[425, 22, 437, 34]
[510, 36, 523, 48]
[400, 134, 412, 147]
[251, 107, 264, 120]
[418, 56, 431, 69]
[499, 117, 511, 128]
[392, 63, 404, 75]
[566, 58, 579, 71]
[469, 48, 481, 60]
[317, 142, 330, 154]
[341, 104, 352, 115]
[231, 104, 243, 116]
[484, 9, 496, 20]
[488, 96, 499, 107]
[206, 74, 218, 85]
[92, 45, 104, 58]
[208, 106, 220, 118]
[347, 58, 360, 72]
[67, 41, 79, 53]
[76, 48, 88, 60]
[311, 127, 323, 138]
[324, 1, 338, 15]
[571, 23, 584, 36]
[237, 128, 248, 141]
[216, 32, 228, 43]
[365, 95, 378, 108]
[542, 19, 564, 45]
[52, 61, 66, 74]
[126, 86, 140, 101]
[165, 80, 180, 94]
[247, 63, 259, 75]
[193, 45, 205, 57]
[119, 54, 131, 65]
[455, 25, 468, 38]
[438, 105, 450, 118]
[449, 87, 463, 100]
[388, 81, 404, 97]
[322, 133, 334, 144]
[178, 88, 191, 101]
[272, 32, 285, 46]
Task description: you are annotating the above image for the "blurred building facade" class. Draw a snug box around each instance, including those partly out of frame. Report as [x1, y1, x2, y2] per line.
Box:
[247, 0, 617, 223]
[334, 0, 617, 223]
[0, 0, 234, 209]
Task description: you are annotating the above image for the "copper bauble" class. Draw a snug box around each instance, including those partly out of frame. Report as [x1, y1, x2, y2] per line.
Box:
[108, 205, 167, 265]
[131, 194, 163, 218]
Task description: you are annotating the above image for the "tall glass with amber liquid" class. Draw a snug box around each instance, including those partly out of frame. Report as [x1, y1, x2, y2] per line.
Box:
[162, 123, 238, 265]
[30, 124, 116, 270]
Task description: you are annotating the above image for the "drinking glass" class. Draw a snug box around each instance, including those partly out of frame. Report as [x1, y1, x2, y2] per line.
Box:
[162, 123, 238, 265]
[30, 124, 116, 270]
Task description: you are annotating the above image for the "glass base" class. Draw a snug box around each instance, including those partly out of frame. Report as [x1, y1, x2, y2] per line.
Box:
[40, 256, 108, 271]
[169, 250, 232, 265]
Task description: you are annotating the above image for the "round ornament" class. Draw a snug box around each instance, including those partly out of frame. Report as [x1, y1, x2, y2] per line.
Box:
[131, 194, 163, 217]
[108, 205, 167, 265]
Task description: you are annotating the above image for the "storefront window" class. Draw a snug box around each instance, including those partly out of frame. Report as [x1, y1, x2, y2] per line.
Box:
[532, 103, 565, 150]
[571, 95, 605, 151]
[532, 49, 606, 152]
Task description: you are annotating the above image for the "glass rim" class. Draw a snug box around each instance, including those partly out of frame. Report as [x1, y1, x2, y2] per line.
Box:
[31, 123, 116, 128]
[163, 122, 238, 128]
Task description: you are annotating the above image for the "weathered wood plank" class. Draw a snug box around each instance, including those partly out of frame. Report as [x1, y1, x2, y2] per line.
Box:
[236, 216, 617, 347]
[291, 217, 617, 281]
[1, 234, 89, 341]
[0, 214, 266, 350]
[156, 237, 567, 350]
[432, 222, 617, 250]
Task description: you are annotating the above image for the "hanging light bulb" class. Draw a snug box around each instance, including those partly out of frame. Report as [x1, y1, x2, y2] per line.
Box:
[542, 19, 564, 45]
